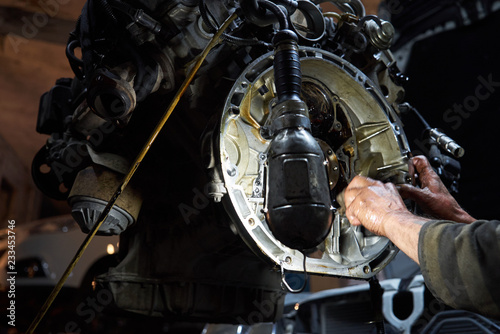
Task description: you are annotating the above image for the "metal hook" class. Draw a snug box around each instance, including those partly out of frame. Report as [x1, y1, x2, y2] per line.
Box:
[280, 253, 309, 293]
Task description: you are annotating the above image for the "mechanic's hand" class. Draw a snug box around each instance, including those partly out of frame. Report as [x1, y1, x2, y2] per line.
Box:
[397, 155, 476, 224]
[344, 175, 414, 237]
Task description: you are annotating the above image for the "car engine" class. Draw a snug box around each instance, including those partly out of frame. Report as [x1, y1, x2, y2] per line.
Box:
[31, 0, 463, 324]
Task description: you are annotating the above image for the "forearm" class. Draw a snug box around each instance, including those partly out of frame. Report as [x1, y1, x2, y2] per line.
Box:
[384, 212, 431, 264]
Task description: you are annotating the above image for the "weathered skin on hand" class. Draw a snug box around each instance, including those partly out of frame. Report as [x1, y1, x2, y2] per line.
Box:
[397, 156, 475, 224]
[344, 176, 408, 237]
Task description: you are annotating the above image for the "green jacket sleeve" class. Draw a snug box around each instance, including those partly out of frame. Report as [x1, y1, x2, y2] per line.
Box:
[418, 219, 500, 319]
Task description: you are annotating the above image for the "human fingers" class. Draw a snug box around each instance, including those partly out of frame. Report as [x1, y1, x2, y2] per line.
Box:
[397, 183, 427, 202]
[408, 156, 416, 186]
[347, 175, 378, 188]
[410, 155, 432, 172]
[411, 156, 437, 181]
[344, 186, 370, 229]
[345, 177, 406, 236]
[346, 176, 404, 208]
[410, 155, 446, 190]
[344, 175, 379, 207]
[344, 176, 374, 227]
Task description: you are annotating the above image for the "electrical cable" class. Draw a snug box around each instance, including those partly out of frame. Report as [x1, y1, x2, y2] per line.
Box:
[25, 11, 238, 334]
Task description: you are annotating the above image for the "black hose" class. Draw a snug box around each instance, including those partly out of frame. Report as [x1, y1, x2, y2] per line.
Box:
[66, 39, 83, 66]
[272, 30, 301, 103]
[239, 0, 279, 26]
[258, 0, 288, 30]
[200, 0, 271, 48]
[199, 0, 218, 33]
[222, 33, 272, 48]
[258, 0, 300, 102]
[120, 42, 158, 102]
[66, 39, 84, 80]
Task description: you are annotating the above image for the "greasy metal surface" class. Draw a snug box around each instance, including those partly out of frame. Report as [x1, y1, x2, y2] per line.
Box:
[219, 47, 409, 278]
